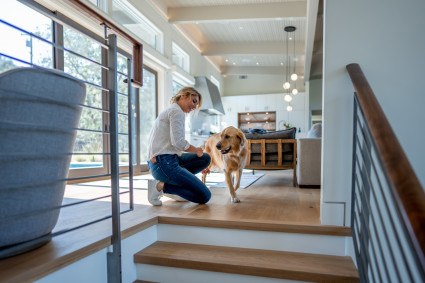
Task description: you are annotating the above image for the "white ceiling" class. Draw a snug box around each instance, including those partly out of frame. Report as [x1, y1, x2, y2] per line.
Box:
[153, 0, 318, 81]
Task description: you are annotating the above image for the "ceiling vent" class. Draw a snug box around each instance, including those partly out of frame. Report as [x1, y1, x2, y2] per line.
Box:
[238, 75, 248, 79]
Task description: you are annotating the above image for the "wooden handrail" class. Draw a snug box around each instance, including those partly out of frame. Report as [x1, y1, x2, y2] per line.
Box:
[63, 0, 143, 87]
[346, 63, 425, 267]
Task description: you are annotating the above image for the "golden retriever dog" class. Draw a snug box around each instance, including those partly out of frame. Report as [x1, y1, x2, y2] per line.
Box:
[202, 126, 248, 203]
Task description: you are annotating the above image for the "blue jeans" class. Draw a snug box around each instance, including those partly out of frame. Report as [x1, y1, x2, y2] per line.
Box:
[147, 153, 211, 204]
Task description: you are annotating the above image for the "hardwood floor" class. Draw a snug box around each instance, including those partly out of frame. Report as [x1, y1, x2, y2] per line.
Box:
[56, 169, 320, 233]
[152, 170, 320, 224]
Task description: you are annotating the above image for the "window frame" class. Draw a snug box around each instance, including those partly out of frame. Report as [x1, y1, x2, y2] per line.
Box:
[112, 0, 164, 53]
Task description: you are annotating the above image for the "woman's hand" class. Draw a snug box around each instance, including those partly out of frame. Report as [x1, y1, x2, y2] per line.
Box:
[195, 147, 204, 157]
[186, 144, 204, 157]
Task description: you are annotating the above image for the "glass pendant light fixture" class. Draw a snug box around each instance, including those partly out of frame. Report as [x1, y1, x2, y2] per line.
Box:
[289, 26, 297, 82]
[290, 26, 299, 104]
[283, 26, 295, 90]
[284, 26, 296, 111]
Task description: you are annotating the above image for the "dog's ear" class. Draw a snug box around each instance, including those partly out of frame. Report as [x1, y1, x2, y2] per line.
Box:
[236, 130, 246, 147]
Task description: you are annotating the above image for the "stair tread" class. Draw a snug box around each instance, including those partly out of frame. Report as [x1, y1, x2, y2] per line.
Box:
[158, 216, 352, 236]
[134, 241, 359, 282]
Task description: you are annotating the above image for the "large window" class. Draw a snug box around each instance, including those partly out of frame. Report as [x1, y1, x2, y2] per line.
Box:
[139, 67, 157, 165]
[87, 0, 108, 13]
[63, 26, 105, 169]
[172, 42, 190, 73]
[172, 80, 192, 138]
[112, 0, 163, 53]
[0, 0, 52, 72]
[172, 80, 184, 96]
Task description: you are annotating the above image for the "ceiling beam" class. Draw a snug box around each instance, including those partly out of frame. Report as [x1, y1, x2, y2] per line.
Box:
[168, 2, 307, 23]
[221, 66, 305, 75]
[201, 42, 305, 55]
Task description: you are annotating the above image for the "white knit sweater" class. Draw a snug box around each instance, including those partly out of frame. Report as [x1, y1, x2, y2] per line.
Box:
[147, 103, 190, 161]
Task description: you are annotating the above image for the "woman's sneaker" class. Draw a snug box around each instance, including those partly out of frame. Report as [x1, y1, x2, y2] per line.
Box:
[148, 179, 163, 206]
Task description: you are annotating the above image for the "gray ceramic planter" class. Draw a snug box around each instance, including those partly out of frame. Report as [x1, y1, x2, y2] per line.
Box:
[0, 67, 86, 257]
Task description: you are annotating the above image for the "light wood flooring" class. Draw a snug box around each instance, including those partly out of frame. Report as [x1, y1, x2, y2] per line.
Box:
[54, 169, 320, 233]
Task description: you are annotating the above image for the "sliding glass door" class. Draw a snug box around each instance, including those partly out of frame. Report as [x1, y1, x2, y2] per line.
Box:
[137, 66, 157, 171]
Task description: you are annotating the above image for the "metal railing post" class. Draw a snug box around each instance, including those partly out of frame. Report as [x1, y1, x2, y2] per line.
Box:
[127, 58, 134, 209]
[106, 33, 122, 283]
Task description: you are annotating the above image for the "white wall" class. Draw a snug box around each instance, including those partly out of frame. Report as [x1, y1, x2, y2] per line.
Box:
[322, 0, 425, 225]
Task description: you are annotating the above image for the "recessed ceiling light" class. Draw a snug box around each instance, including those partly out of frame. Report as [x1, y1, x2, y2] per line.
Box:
[233, 62, 236, 65]
[256, 62, 259, 65]
[289, 37, 293, 40]
[239, 26, 244, 30]
[225, 59, 229, 62]
[280, 62, 284, 65]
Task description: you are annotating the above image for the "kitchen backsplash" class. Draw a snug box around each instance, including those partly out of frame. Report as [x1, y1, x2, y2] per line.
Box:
[190, 111, 221, 135]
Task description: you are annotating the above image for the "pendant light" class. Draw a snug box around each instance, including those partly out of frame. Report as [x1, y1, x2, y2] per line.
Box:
[290, 26, 298, 99]
[283, 26, 295, 90]
[291, 26, 297, 81]
[284, 26, 296, 111]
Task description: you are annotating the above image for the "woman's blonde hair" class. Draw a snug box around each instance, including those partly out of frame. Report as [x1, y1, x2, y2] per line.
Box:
[170, 86, 203, 112]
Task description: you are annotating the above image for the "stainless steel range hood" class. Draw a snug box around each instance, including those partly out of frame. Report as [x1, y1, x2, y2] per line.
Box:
[194, 76, 225, 115]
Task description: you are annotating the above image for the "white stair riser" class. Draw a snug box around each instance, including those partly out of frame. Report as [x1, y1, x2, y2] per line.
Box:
[158, 224, 349, 256]
[136, 264, 311, 283]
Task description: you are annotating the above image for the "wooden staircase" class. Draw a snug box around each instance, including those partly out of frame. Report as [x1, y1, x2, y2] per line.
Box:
[132, 217, 359, 282]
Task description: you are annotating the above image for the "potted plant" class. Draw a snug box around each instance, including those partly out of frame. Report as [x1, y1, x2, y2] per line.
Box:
[279, 120, 293, 130]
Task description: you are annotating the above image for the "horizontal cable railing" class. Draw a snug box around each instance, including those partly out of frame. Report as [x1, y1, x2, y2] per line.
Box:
[0, 0, 143, 281]
[347, 63, 425, 282]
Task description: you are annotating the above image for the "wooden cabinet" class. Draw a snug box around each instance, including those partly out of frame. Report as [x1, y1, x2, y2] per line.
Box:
[238, 111, 276, 132]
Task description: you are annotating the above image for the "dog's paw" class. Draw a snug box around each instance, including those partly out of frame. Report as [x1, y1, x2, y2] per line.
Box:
[231, 196, 241, 203]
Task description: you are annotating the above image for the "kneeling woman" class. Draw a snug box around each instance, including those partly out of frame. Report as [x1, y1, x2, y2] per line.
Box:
[146, 87, 211, 206]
